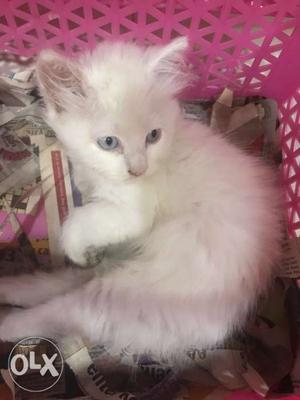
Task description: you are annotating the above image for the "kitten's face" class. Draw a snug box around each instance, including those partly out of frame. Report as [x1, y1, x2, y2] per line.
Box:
[37, 39, 189, 182]
[47, 85, 179, 182]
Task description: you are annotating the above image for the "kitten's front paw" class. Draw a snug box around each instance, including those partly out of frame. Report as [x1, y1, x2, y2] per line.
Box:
[61, 212, 104, 267]
[84, 246, 105, 268]
[61, 216, 88, 266]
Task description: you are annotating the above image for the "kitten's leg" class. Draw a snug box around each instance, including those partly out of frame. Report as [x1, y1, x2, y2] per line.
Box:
[62, 200, 155, 265]
[0, 275, 165, 352]
[0, 268, 93, 307]
[0, 280, 94, 341]
[0, 272, 191, 359]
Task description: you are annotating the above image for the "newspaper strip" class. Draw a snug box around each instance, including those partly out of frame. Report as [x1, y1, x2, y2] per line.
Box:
[0, 196, 39, 276]
[60, 336, 179, 400]
[0, 196, 22, 237]
[38, 138, 75, 265]
[0, 102, 55, 195]
[3, 113, 56, 138]
[62, 337, 137, 400]
[0, 69, 36, 126]
[182, 90, 271, 153]
[210, 89, 266, 150]
[186, 348, 246, 390]
[0, 127, 39, 195]
[279, 236, 300, 278]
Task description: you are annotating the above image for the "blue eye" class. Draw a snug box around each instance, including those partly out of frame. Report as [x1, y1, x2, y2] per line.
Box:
[146, 129, 162, 144]
[97, 136, 119, 150]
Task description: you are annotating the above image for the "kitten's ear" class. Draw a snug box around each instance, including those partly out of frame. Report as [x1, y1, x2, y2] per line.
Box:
[36, 50, 85, 113]
[148, 37, 191, 94]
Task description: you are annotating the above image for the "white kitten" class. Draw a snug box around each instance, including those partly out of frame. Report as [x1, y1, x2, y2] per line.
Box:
[0, 38, 282, 359]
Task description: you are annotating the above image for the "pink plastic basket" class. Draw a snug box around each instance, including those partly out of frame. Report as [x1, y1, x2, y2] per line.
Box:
[0, 1, 300, 398]
[1, 0, 300, 236]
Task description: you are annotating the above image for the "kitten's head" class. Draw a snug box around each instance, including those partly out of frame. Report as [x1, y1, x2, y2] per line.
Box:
[36, 38, 190, 181]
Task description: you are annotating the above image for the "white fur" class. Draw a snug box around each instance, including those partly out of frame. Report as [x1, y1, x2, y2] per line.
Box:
[0, 39, 282, 359]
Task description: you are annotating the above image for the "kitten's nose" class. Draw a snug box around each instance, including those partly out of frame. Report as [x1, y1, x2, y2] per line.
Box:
[128, 164, 147, 176]
[126, 154, 148, 177]
[128, 168, 145, 177]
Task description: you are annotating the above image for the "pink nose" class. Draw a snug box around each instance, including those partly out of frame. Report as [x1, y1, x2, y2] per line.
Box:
[128, 167, 146, 177]
[126, 153, 148, 177]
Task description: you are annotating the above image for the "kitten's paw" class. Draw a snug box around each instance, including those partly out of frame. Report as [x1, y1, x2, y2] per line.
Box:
[61, 213, 104, 267]
[61, 216, 87, 265]
[84, 246, 105, 268]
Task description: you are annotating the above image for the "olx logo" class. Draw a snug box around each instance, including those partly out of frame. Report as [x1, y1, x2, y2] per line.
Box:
[8, 337, 64, 392]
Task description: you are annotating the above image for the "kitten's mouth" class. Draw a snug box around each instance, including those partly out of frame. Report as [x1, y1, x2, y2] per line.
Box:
[125, 173, 146, 183]
[127, 175, 143, 182]
[128, 170, 145, 177]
